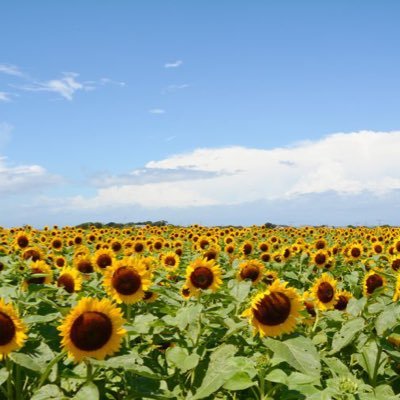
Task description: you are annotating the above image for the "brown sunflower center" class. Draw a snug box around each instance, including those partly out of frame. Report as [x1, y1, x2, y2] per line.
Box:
[366, 274, 383, 295]
[134, 243, 144, 253]
[77, 260, 94, 273]
[56, 258, 66, 268]
[143, 291, 153, 300]
[154, 242, 162, 250]
[391, 259, 400, 272]
[97, 254, 112, 269]
[317, 282, 334, 303]
[22, 249, 41, 261]
[17, 236, 29, 248]
[52, 239, 62, 249]
[259, 243, 268, 252]
[112, 267, 142, 295]
[314, 253, 326, 265]
[27, 267, 46, 285]
[240, 265, 260, 282]
[334, 295, 349, 311]
[70, 311, 112, 351]
[164, 256, 176, 267]
[0, 312, 16, 345]
[243, 244, 252, 255]
[374, 244, 383, 253]
[253, 292, 291, 326]
[304, 301, 316, 317]
[57, 274, 75, 293]
[112, 242, 122, 252]
[190, 267, 214, 289]
[316, 240, 325, 250]
[351, 247, 361, 258]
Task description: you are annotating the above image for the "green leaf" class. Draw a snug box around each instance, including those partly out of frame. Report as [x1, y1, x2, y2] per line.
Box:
[230, 280, 252, 302]
[347, 298, 367, 316]
[190, 344, 237, 399]
[166, 347, 199, 372]
[330, 317, 364, 354]
[265, 369, 288, 384]
[264, 336, 321, 378]
[25, 313, 61, 324]
[129, 314, 157, 334]
[31, 385, 65, 400]
[0, 368, 9, 385]
[322, 357, 350, 376]
[223, 372, 255, 391]
[73, 382, 99, 400]
[356, 340, 387, 381]
[375, 304, 400, 336]
[10, 353, 42, 372]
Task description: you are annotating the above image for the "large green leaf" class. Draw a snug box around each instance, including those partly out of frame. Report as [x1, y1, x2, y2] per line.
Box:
[330, 317, 364, 354]
[264, 336, 321, 378]
[31, 385, 65, 400]
[72, 382, 99, 400]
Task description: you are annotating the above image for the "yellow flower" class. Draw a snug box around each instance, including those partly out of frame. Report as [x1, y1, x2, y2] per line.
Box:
[0, 298, 27, 357]
[57, 267, 83, 293]
[311, 273, 338, 310]
[242, 280, 302, 337]
[363, 270, 386, 297]
[58, 297, 126, 362]
[237, 260, 264, 285]
[185, 258, 222, 296]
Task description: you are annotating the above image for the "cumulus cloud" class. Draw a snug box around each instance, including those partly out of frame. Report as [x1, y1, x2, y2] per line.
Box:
[57, 131, 400, 211]
[0, 156, 61, 194]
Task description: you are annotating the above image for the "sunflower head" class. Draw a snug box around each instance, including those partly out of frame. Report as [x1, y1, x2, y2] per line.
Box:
[103, 257, 152, 304]
[363, 270, 386, 297]
[57, 267, 82, 294]
[311, 273, 338, 310]
[334, 290, 352, 311]
[0, 298, 27, 357]
[161, 252, 180, 271]
[24, 260, 53, 289]
[93, 249, 114, 272]
[237, 260, 264, 284]
[58, 297, 126, 362]
[185, 258, 222, 296]
[242, 280, 303, 337]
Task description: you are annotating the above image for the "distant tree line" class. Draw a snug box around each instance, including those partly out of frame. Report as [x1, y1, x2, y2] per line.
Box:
[75, 220, 169, 229]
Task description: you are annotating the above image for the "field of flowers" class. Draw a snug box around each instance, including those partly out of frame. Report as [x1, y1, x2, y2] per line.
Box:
[0, 224, 400, 399]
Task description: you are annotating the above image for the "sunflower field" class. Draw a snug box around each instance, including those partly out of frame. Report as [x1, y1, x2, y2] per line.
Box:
[1, 225, 400, 399]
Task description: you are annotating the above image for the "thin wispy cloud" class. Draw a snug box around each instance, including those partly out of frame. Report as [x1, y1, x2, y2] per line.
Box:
[0, 122, 13, 148]
[0, 92, 12, 102]
[100, 77, 126, 87]
[149, 108, 166, 114]
[0, 64, 24, 77]
[165, 135, 176, 142]
[19, 72, 92, 101]
[162, 84, 189, 94]
[164, 60, 183, 68]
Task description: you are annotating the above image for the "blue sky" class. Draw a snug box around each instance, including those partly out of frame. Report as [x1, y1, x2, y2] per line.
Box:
[1, 1, 400, 227]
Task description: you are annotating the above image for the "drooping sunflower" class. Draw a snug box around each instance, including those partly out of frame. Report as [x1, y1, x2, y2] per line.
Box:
[24, 260, 53, 289]
[237, 260, 264, 285]
[0, 298, 27, 357]
[185, 258, 222, 295]
[161, 252, 180, 271]
[242, 280, 303, 337]
[363, 270, 386, 297]
[311, 273, 338, 310]
[103, 257, 152, 304]
[334, 290, 352, 311]
[58, 297, 126, 362]
[57, 267, 83, 294]
[93, 249, 114, 272]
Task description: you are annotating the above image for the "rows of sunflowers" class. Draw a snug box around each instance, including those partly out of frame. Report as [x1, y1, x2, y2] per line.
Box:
[1, 225, 400, 399]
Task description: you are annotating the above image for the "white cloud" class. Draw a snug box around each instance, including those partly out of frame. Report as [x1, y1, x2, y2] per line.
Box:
[149, 108, 166, 114]
[164, 60, 183, 68]
[20, 72, 93, 100]
[100, 78, 126, 87]
[0, 156, 61, 194]
[0, 92, 11, 102]
[57, 131, 400, 212]
[162, 84, 189, 94]
[0, 64, 24, 77]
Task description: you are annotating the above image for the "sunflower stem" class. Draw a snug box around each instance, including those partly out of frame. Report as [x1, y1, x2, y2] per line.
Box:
[86, 360, 93, 382]
[36, 350, 66, 390]
[371, 342, 383, 387]
[15, 364, 22, 400]
[6, 357, 14, 400]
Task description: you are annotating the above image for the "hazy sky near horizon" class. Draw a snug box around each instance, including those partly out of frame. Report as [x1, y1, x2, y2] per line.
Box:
[1, 1, 400, 227]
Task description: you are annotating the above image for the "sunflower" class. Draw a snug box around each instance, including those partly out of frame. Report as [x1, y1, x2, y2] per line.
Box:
[143, 291, 158, 303]
[180, 285, 192, 300]
[185, 258, 222, 295]
[57, 267, 82, 294]
[347, 244, 363, 261]
[103, 257, 152, 304]
[237, 260, 264, 285]
[302, 291, 317, 326]
[241, 241, 253, 256]
[132, 240, 146, 254]
[161, 252, 180, 271]
[390, 256, 400, 272]
[24, 260, 53, 289]
[74, 254, 95, 274]
[334, 290, 352, 311]
[394, 274, 400, 301]
[50, 237, 63, 252]
[263, 269, 278, 285]
[310, 250, 330, 269]
[58, 297, 126, 362]
[242, 280, 302, 337]
[0, 298, 27, 357]
[311, 273, 338, 310]
[21, 246, 44, 262]
[15, 232, 30, 249]
[363, 270, 386, 297]
[93, 249, 114, 272]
